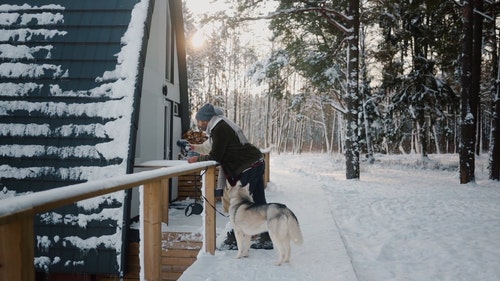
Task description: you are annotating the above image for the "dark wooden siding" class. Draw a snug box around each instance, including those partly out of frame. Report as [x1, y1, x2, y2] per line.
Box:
[0, 0, 151, 274]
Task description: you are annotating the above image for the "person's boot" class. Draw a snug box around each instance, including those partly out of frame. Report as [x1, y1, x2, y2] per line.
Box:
[220, 230, 238, 250]
[251, 232, 273, 250]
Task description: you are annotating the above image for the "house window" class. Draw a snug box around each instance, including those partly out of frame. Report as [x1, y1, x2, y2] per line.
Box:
[164, 100, 173, 160]
[173, 102, 180, 117]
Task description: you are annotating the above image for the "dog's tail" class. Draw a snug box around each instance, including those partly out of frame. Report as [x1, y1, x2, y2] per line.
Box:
[287, 210, 303, 245]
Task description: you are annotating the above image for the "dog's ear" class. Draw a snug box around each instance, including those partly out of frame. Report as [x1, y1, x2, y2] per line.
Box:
[226, 181, 235, 195]
[236, 181, 249, 188]
[235, 181, 250, 195]
[240, 183, 250, 195]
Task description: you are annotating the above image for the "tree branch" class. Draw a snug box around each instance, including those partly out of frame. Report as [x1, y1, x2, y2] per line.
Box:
[216, 6, 350, 35]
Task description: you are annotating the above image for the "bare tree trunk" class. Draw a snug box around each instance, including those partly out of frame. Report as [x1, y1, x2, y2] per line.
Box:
[338, 113, 344, 154]
[275, 101, 282, 152]
[318, 101, 331, 153]
[277, 100, 289, 152]
[307, 120, 314, 152]
[490, 92, 500, 179]
[295, 118, 304, 154]
[432, 124, 441, 154]
[472, 0, 484, 157]
[345, 0, 360, 179]
[417, 113, 428, 158]
[459, 0, 476, 183]
[489, 11, 500, 180]
[411, 125, 417, 154]
[362, 98, 374, 163]
[283, 116, 291, 152]
[476, 113, 482, 154]
[264, 94, 270, 148]
[331, 112, 337, 153]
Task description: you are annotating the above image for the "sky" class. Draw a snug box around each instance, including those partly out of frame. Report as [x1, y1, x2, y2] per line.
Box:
[183, 0, 229, 15]
[162, 153, 500, 281]
[183, 0, 272, 51]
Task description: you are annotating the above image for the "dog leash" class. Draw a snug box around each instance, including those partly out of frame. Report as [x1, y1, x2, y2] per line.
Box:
[196, 169, 229, 218]
[200, 192, 229, 218]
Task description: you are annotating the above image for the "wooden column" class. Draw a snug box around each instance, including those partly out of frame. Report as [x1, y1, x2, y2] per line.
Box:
[263, 152, 270, 186]
[0, 215, 35, 281]
[204, 166, 216, 254]
[160, 179, 170, 224]
[143, 180, 162, 281]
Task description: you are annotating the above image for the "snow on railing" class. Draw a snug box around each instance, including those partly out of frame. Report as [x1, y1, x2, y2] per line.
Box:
[0, 160, 218, 281]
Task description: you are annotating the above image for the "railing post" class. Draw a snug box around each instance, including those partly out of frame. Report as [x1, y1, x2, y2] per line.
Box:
[0, 215, 35, 281]
[264, 151, 270, 186]
[204, 166, 216, 254]
[160, 179, 170, 224]
[143, 180, 162, 281]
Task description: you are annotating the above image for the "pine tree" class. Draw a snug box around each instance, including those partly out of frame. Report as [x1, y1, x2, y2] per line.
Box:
[374, 0, 460, 157]
[459, 0, 476, 183]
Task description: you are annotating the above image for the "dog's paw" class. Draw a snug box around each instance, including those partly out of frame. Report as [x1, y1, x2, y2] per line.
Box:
[274, 260, 283, 266]
[236, 247, 249, 258]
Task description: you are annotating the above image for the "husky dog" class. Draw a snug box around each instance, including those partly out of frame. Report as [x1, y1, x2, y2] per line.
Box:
[228, 182, 303, 265]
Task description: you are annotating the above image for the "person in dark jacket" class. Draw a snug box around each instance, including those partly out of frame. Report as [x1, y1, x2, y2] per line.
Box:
[187, 103, 271, 249]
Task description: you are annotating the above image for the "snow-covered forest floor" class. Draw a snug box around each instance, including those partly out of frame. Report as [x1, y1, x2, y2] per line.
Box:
[169, 153, 499, 281]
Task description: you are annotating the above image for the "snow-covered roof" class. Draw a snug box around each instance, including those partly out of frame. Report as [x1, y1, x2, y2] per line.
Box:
[0, 0, 152, 275]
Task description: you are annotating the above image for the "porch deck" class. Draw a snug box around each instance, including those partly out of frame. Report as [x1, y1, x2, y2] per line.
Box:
[122, 232, 203, 281]
[1, 153, 269, 281]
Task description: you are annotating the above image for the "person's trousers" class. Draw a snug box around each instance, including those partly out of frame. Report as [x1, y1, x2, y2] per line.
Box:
[239, 162, 266, 204]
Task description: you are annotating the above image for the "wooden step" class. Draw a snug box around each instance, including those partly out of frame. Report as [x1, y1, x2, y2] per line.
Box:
[119, 232, 202, 281]
[162, 271, 183, 281]
[162, 232, 203, 250]
[161, 232, 202, 281]
[161, 256, 197, 281]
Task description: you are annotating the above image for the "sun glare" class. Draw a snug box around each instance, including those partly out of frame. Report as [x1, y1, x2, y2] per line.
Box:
[191, 30, 205, 48]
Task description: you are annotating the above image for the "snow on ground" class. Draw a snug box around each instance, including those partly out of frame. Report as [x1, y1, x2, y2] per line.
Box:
[172, 153, 500, 281]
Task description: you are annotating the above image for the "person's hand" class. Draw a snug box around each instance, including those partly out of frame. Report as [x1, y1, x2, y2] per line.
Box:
[187, 156, 198, 163]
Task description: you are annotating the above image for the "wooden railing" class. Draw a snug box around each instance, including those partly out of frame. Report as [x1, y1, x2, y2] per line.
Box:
[0, 151, 271, 281]
[0, 161, 218, 281]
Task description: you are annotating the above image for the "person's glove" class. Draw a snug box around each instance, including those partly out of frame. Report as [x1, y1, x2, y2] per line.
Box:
[187, 150, 200, 157]
[176, 139, 191, 151]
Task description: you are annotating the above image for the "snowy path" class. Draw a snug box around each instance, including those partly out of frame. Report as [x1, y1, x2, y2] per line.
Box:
[177, 153, 500, 281]
[178, 154, 358, 281]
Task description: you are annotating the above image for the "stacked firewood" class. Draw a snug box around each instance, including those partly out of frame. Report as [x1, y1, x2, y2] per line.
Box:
[182, 130, 207, 145]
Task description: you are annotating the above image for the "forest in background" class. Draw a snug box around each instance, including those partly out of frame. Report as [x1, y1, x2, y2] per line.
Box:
[182, 0, 500, 182]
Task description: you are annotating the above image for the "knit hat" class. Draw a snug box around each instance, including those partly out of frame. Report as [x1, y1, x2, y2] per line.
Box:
[195, 103, 217, 121]
[214, 106, 224, 116]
